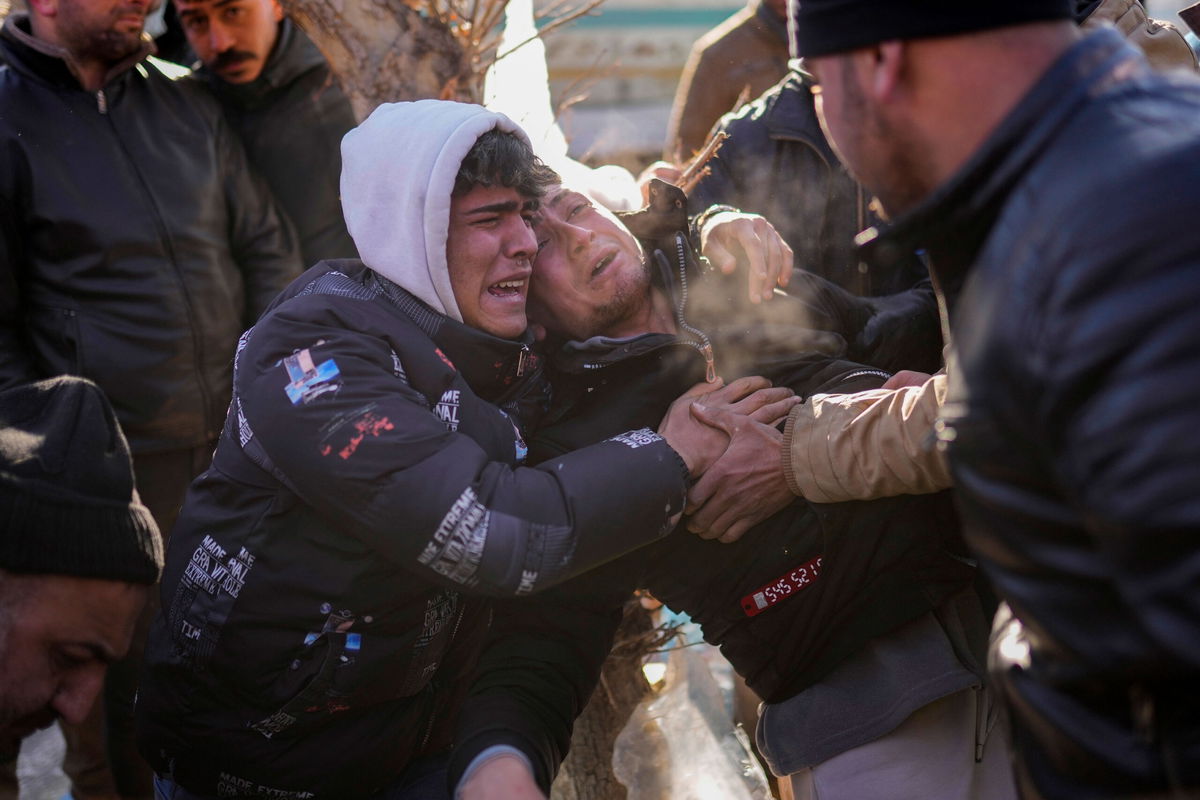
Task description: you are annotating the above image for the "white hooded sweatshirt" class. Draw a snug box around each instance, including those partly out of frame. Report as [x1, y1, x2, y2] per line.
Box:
[340, 100, 530, 324]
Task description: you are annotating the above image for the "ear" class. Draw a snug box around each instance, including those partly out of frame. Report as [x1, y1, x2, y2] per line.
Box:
[873, 40, 905, 101]
[27, 0, 58, 19]
[270, 0, 285, 22]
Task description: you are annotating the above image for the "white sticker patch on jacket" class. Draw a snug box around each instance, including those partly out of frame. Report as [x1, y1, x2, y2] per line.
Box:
[182, 535, 256, 600]
[608, 428, 661, 449]
[432, 389, 461, 431]
[418, 487, 488, 585]
[283, 348, 342, 405]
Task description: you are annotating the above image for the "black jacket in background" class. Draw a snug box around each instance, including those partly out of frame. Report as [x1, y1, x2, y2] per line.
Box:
[136, 261, 690, 799]
[689, 69, 926, 298]
[0, 15, 302, 453]
[862, 29, 1200, 797]
[195, 19, 358, 267]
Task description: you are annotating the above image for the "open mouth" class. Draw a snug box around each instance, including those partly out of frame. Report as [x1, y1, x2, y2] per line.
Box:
[591, 253, 615, 279]
[488, 278, 526, 298]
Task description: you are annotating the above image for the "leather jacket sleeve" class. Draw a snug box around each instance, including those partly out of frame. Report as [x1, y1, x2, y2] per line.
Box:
[782, 371, 952, 502]
[216, 113, 304, 326]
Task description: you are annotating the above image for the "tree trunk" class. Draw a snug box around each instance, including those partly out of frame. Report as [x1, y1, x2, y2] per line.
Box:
[552, 603, 650, 800]
[551, 600, 669, 800]
[278, 0, 472, 120]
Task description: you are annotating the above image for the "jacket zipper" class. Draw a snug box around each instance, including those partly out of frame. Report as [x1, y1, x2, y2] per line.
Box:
[95, 89, 107, 114]
[516, 343, 530, 377]
[670, 233, 717, 383]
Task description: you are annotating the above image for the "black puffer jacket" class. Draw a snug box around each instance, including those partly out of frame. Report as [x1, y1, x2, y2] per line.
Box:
[0, 16, 302, 453]
[136, 262, 689, 799]
[448, 207, 978, 792]
[689, 69, 926, 297]
[860, 29, 1200, 797]
[194, 19, 358, 267]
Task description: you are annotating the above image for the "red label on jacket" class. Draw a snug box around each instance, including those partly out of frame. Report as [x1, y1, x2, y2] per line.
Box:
[740, 555, 823, 617]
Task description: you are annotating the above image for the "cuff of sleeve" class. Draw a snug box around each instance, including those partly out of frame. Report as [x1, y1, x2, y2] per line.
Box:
[688, 204, 740, 247]
[782, 403, 804, 497]
[454, 746, 535, 799]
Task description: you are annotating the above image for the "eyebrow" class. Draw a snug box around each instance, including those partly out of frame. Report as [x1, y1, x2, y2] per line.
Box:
[462, 198, 539, 216]
[547, 190, 584, 212]
[179, 0, 238, 14]
[65, 640, 118, 665]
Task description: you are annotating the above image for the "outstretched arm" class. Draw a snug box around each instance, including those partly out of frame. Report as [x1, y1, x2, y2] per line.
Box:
[449, 559, 634, 795]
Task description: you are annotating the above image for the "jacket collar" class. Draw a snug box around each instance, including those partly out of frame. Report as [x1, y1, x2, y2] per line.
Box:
[0, 13, 154, 90]
[763, 69, 837, 158]
[196, 19, 325, 110]
[857, 28, 1141, 310]
[370, 272, 540, 404]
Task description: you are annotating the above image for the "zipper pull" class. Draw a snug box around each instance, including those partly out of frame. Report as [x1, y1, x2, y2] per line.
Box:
[516, 344, 530, 377]
[700, 343, 717, 383]
[96, 89, 108, 114]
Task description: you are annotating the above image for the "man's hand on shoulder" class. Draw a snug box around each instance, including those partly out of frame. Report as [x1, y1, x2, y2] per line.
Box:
[457, 754, 546, 800]
[699, 210, 793, 304]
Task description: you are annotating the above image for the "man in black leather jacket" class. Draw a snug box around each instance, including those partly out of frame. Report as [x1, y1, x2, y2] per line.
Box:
[792, 0, 1200, 795]
[176, 0, 358, 266]
[0, 1, 301, 795]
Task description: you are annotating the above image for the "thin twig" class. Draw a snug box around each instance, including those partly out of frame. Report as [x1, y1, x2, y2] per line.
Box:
[677, 131, 728, 190]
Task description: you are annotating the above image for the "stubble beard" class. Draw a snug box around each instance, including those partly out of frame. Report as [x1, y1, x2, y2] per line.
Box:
[58, 1, 145, 66]
[586, 256, 653, 339]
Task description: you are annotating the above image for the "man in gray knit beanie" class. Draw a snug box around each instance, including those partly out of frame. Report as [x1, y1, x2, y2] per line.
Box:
[0, 376, 161, 757]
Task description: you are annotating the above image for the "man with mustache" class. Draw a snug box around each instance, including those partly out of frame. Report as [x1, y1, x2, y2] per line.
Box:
[0, 0, 301, 793]
[0, 378, 161, 787]
[175, 0, 358, 267]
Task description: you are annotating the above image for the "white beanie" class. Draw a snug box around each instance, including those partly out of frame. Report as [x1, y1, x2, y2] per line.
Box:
[340, 100, 530, 321]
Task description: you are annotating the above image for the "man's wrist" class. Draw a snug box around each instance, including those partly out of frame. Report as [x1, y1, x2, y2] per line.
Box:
[689, 203, 739, 247]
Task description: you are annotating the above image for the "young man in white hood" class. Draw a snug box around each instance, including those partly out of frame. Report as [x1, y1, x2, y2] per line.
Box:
[135, 100, 788, 800]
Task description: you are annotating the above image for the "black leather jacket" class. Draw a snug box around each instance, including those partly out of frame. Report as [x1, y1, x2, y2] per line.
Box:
[0, 16, 302, 453]
[690, 69, 926, 297]
[194, 19, 358, 267]
[861, 29, 1200, 797]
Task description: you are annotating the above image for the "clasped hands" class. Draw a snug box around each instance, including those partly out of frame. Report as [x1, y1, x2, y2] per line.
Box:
[657, 375, 799, 544]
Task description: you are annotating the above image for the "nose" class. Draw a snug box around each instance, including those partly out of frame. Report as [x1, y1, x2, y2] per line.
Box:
[210, 22, 235, 53]
[506, 215, 538, 261]
[564, 221, 594, 255]
[52, 667, 106, 726]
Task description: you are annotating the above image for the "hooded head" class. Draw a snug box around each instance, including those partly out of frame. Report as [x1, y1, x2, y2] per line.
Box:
[340, 100, 558, 329]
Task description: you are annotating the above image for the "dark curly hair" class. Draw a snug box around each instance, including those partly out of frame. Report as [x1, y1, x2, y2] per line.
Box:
[453, 128, 560, 200]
